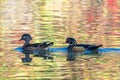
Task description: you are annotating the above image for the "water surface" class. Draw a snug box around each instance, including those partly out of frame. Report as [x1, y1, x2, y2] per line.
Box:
[0, 0, 120, 80]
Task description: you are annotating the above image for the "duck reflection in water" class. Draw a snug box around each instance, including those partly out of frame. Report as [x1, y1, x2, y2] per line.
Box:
[66, 37, 103, 61]
[19, 34, 54, 62]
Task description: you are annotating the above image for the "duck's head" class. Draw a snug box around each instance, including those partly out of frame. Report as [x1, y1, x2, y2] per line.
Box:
[66, 37, 77, 45]
[19, 34, 32, 42]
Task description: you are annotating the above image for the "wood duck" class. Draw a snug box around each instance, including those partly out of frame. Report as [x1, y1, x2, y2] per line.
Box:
[66, 37, 103, 61]
[19, 34, 54, 62]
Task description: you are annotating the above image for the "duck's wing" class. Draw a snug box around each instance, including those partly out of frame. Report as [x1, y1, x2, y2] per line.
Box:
[23, 41, 54, 50]
[24, 43, 39, 48]
[76, 44, 103, 50]
[23, 44, 40, 51]
[43, 42, 54, 48]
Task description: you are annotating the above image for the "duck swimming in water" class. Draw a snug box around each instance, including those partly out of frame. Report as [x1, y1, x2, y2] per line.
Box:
[19, 34, 54, 62]
[66, 37, 103, 61]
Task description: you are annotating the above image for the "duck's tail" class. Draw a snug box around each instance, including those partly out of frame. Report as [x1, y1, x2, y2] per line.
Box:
[44, 42, 54, 48]
[87, 44, 103, 50]
[97, 44, 103, 47]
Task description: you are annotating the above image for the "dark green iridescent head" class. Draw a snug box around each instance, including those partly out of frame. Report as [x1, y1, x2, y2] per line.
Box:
[66, 37, 77, 45]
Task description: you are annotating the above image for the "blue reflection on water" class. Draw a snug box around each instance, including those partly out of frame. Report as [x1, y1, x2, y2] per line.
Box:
[14, 47, 120, 55]
[99, 48, 120, 53]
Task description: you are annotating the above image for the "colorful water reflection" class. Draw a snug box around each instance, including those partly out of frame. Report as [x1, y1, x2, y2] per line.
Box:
[0, 0, 120, 80]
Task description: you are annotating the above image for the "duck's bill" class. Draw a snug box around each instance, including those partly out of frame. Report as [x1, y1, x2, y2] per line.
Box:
[65, 40, 67, 43]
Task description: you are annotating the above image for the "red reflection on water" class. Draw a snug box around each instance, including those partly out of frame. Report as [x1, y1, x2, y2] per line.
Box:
[107, 0, 117, 12]
[87, 9, 94, 23]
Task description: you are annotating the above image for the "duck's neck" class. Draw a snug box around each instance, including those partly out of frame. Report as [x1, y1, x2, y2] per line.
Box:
[73, 42, 77, 46]
[70, 41, 77, 46]
[69, 43, 77, 46]
[23, 40, 30, 47]
[25, 41, 30, 44]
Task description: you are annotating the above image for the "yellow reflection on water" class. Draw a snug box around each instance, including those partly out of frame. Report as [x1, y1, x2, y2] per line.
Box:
[0, 51, 120, 80]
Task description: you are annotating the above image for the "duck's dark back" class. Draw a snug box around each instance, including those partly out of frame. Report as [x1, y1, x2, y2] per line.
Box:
[23, 43, 44, 49]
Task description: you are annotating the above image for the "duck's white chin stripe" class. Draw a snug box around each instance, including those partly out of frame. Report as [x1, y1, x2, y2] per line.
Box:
[71, 41, 76, 45]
